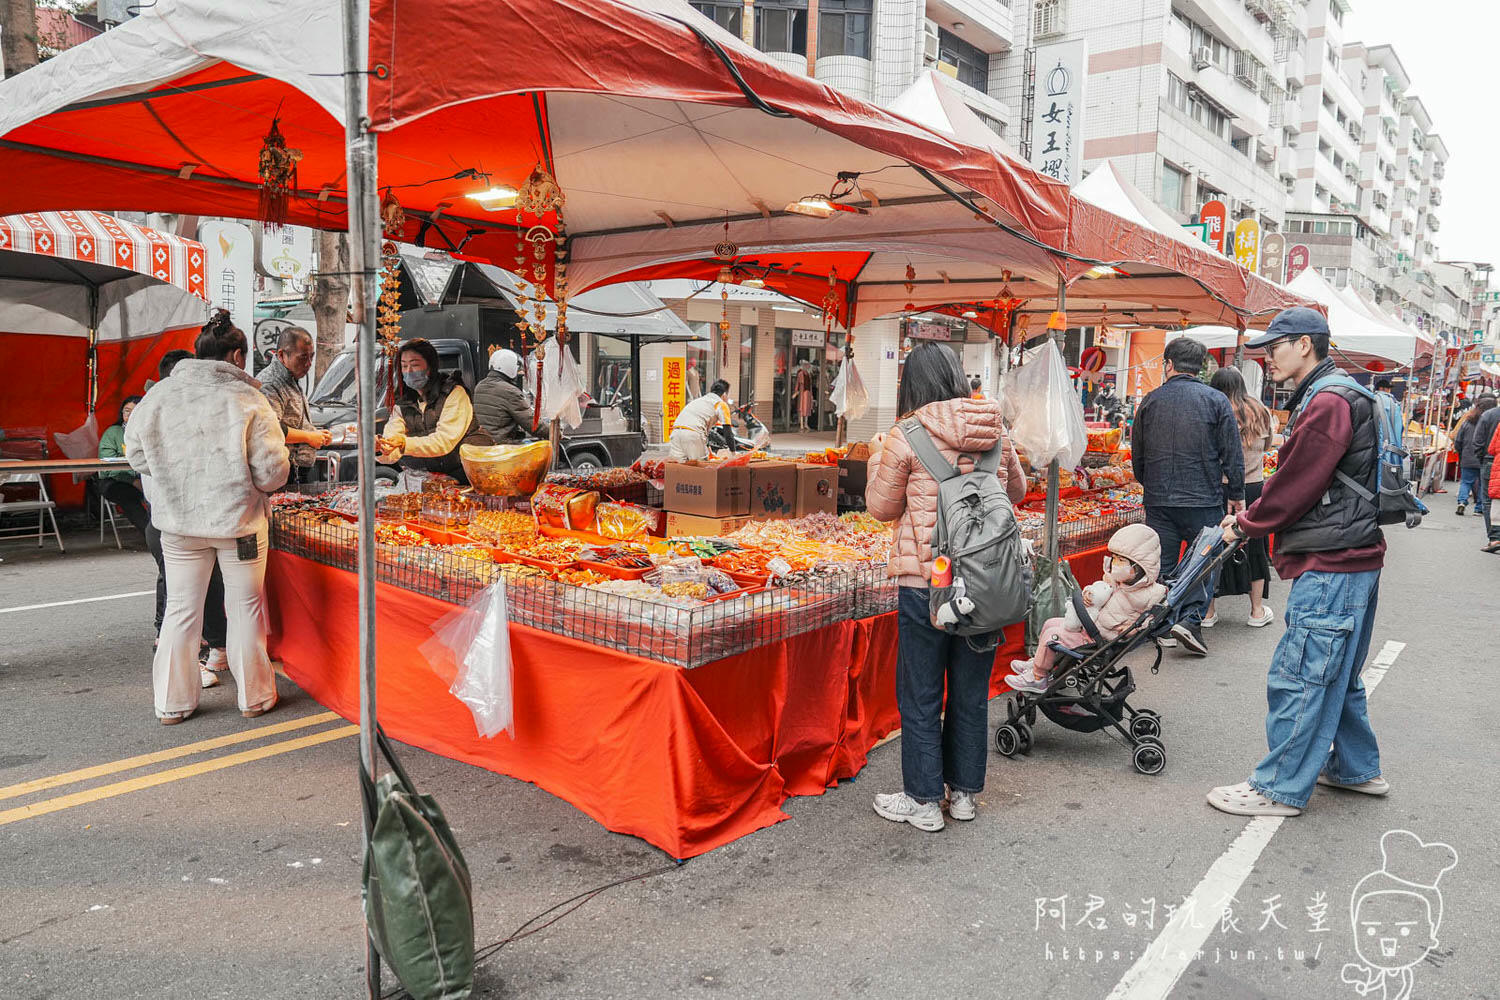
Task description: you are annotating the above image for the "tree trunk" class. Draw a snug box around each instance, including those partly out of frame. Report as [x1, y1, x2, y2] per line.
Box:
[311, 229, 350, 380]
[1, 0, 40, 77]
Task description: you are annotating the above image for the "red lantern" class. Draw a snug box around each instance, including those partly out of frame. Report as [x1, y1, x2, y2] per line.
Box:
[1368, 361, 1387, 373]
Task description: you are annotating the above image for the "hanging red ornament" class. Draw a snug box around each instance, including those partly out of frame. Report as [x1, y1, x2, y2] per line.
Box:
[903, 263, 917, 313]
[256, 117, 302, 231]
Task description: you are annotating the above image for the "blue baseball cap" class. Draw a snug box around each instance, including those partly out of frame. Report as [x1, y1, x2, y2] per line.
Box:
[1245, 306, 1329, 349]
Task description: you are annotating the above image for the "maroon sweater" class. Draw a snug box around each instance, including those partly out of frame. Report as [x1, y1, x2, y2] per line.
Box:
[1235, 391, 1386, 579]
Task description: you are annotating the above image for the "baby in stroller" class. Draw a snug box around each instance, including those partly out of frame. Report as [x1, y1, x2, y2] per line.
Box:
[1007, 523, 1167, 693]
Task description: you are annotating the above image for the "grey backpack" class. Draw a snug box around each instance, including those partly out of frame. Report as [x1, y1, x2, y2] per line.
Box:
[899, 418, 1033, 645]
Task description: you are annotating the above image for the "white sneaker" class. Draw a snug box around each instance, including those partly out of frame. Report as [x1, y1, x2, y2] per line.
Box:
[1247, 606, 1275, 628]
[1317, 774, 1390, 796]
[1005, 670, 1048, 694]
[200, 667, 222, 689]
[945, 788, 977, 822]
[873, 791, 945, 832]
[1201, 613, 1219, 628]
[204, 648, 229, 672]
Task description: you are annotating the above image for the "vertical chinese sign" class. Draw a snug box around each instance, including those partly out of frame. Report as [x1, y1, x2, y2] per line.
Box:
[1198, 200, 1227, 254]
[661, 356, 686, 434]
[198, 220, 255, 369]
[1285, 244, 1312, 283]
[1028, 39, 1089, 187]
[1259, 232, 1286, 284]
[1233, 218, 1261, 274]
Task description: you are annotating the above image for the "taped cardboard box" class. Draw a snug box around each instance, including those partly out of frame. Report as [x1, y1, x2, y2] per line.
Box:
[664, 461, 750, 516]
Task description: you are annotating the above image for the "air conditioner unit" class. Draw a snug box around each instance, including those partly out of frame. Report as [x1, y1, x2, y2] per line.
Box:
[1344, 164, 1359, 181]
[922, 25, 940, 63]
[1193, 47, 1213, 70]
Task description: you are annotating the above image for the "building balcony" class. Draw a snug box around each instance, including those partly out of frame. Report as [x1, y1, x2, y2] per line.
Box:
[815, 55, 874, 101]
[925, 0, 1014, 51]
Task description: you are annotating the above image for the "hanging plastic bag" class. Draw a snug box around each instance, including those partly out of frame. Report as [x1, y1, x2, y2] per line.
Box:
[828, 358, 870, 422]
[536, 336, 585, 430]
[999, 341, 1087, 471]
[420, 578, 515, 739]
[53, 415, 99, 460]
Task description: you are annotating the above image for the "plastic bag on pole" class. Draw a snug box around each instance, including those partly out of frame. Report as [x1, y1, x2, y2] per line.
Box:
[999, 341, 1087, 471]
[420, 578, 515, 739]
[537, 336, 584, 430]
[828, 358, 870, 422]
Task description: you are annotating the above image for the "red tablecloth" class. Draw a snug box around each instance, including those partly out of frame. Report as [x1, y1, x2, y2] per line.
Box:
[267, 550, 1103, 858]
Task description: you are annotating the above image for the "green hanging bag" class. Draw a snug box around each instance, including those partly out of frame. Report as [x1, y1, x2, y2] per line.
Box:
[1026, 553, 1081, 656]
[362, 727, 475, 1000]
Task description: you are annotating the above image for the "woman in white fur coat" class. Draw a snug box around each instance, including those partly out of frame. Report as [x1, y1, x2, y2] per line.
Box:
[125, 310, 289, 724]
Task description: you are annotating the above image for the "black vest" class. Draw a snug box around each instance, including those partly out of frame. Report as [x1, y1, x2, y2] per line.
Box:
[395, 375, 492, 478]
[1275, 379, 1383, 556]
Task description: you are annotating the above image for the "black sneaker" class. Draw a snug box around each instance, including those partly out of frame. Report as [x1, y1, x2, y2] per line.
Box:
[1456, 504, 1466, 516]
[1171, 623, 1209, 655]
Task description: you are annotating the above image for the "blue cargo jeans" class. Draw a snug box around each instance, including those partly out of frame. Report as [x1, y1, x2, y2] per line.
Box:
[896, 586, 996, 803]
[1249, 568, 1382, 808]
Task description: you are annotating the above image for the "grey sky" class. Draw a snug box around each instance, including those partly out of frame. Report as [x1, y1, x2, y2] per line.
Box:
[1349, 0, 1494, 265]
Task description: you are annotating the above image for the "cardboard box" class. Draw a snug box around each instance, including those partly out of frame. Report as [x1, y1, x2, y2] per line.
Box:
[747, 461, 798, 519]
[795, 463, 838, 517]
[664, 461, 750, 516]
[837, 458, 869, 499]
[665, 511, 751, 537]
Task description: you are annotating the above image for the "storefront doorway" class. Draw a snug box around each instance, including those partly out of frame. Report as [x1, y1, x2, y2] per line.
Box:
[772, 327, 843, 434]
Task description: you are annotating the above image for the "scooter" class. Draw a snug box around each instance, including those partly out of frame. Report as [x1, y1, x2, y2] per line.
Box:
[707, 400, 772, 453]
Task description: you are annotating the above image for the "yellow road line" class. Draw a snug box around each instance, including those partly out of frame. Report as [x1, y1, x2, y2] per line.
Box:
[0, 711, 343, 802]
[0, 726, 359, 827]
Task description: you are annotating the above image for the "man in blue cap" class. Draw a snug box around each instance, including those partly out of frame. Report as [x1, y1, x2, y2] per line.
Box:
[1207, 306, 1388, 817]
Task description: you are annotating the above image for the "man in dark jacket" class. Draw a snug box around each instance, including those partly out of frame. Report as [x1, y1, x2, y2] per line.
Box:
[1131, 336, 1245, 654]
[1454, 395, 1495, 516]
[472, 348, 533, 444]
[1470, 398, 1500, 551]
[1208, 307, 1386, 818]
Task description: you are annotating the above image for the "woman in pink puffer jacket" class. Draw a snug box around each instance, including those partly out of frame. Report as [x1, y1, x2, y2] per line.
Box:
[864, 343, 1026, 833]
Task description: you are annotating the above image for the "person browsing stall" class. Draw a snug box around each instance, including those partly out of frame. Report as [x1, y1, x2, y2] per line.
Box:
[668, 379, 733, 461]
[1208, 307, 1388, 818]
[864, 342, 1027, 832]
[97, 395, 151, 536]
[472, 348, 533, 444]
[259, 325, 332, 486]
[377, 338, 492, 481]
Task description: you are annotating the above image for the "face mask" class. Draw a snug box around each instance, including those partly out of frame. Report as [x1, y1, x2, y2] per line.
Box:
[403, 370, 429, 391]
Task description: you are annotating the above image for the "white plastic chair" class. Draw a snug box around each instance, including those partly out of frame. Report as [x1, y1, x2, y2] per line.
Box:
[0, 471, 66, 552]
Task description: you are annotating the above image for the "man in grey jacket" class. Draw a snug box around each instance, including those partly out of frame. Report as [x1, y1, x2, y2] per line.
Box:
[471, 348, 533, 444]
[1131, 337, 1245, 654]
[126, 310, 289, 725]
[259, 326, 332, 485]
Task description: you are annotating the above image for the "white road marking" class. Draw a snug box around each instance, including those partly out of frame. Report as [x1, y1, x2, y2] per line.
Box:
[1105, 639, 1406, 1000]
[0, 591, 153, 615]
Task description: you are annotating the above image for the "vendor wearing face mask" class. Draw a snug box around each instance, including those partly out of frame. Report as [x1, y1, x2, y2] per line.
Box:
[376, 338, 492, 481]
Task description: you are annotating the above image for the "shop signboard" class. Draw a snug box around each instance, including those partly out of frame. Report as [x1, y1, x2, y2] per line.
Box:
[1233, 218, 1261, 274]
[259, 224, 314, 293]
[199, 220, 255, 369]
[908, 321, 952, 341]
[661, 356, 686, 431]
[1198, 200, 1228, 254]
[1259, 232, 1286, 283]
[791, 329, 823, 348]
[1028, 39, 1089, 186]
[1285, 244, 1312, 283]
[1182, 223, 1209, 246]
[1095, 326, 1126, 349]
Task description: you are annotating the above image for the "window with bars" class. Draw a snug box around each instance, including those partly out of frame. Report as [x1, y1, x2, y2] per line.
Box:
[689, 1, 743, 36]
[817, 0, 872, 59]
[754, 0, 808, 55]
[1033, 0, 1064, 38]
[938, 27, 990, 91]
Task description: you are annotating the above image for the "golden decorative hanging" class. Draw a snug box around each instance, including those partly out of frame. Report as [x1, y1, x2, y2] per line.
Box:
[379, 190, 406, 239]
[513, 164, 568, 350]
[719, 288, 731, 366]
[377, 239, 404, 403]
[903, 263, 917, 313]
[256, 117, 302, 231]
[822, 267, 841, 341]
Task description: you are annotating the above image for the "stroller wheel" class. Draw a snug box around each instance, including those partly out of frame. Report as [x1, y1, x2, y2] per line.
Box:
[1132, 739, 1167, 776]
[1130, 715, 1162, 740]
[995, 724, 1021, 758]
[1016, 722, 1034, 755]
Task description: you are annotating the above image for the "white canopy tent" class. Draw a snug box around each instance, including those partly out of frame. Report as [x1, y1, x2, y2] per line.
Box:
[1073, 159, 1208, 251]
[1285, 269, 1417, 368]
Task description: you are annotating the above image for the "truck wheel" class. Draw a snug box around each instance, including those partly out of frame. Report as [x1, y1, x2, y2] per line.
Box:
[569, 448, 608, 474]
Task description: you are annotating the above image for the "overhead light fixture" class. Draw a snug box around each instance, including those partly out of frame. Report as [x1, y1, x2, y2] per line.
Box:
[773, 305, 804, 313]
[742, 276, 767, 288]
[784, 195, 869, 218]
[961, 309, 979, 319]
[953, 20, 966, 29]
[467, 185, 518, 210]
[1084, 264, 1123, 279]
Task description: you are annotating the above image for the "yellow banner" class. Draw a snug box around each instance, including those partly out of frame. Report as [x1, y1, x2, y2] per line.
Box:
[662, 356, 686, 432]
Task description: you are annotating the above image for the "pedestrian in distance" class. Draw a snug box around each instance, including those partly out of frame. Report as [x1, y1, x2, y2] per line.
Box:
[125, 309, 290, 724]
[1204, 366, 1279, 629]
[864, 342, 1026, 832]
[1463, 395, 1500, 552]
[1208, 307, 1389, 818]
[1485, 415, 1500, 555]
[472, 348, 533, 444]
[259, 325, 333, 488]
[1130, 337, 1245, 655]
[1451, 394, 1494, 516]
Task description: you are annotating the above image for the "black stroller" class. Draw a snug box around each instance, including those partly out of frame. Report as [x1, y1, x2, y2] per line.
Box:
[995, 527, 1242, 775]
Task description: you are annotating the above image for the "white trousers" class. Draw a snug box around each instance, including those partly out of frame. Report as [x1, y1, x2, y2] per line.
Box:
[153, 528, 275, 716]
[668, 427, 709, 462]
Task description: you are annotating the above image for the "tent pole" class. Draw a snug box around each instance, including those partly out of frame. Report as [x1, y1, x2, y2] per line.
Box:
[1044, 281, 1066, 605]
[631, 337, 644, 436]
[86, 284, 99, 415]
[339, 0, 381, 996]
